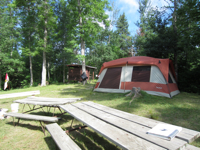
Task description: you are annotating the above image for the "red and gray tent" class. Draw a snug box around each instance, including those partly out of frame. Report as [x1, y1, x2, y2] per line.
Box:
[94, 56, 180, 98]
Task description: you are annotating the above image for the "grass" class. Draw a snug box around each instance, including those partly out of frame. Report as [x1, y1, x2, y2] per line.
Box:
[0, 80, 200, 149]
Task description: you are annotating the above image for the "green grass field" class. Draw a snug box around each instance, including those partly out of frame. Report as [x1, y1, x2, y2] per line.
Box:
[0, 81, 200, 150]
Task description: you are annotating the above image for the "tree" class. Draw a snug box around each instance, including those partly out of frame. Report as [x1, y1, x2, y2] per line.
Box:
[134, 0, 153, 55]
[36, 0, 56, 86]
[87, 28, 120, 71]
[134, 0, 200, 93]
[115, 12, 132, 57]
[17, 0, 38, 86]
[67, 0, 109, 84]
[0, 0, 24, 89]
[175, 0, 200, 92]
[54, 0, 76, 83]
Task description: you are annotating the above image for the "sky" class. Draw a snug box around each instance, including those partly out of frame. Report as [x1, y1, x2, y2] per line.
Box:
[108, 0, 171, 36]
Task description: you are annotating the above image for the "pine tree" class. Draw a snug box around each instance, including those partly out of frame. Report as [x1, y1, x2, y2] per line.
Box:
[116, 12, 132, 57]
[17, 0, 38, 86]
[54, 0, 76, 83]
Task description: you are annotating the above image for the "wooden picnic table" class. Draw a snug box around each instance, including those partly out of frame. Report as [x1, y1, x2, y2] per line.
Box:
[59, 101, 200, 150]
[13, 96, 82, 115]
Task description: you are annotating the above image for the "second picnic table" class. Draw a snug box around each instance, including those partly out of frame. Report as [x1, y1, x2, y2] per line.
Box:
[59, 101, 200, 150]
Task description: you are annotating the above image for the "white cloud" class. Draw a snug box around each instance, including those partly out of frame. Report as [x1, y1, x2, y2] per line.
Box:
[119, 0, 138, 8]
[151, 0, 171, 8]
[118, 0, 138, 14]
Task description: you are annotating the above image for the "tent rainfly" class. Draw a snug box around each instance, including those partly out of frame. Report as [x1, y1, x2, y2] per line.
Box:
[94, 56, 180, 98]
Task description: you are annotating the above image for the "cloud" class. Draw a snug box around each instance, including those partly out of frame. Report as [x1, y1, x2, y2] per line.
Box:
[151, 0, 171, 8]
[118, 0, 139, 14]
[119, 0, 138, 8]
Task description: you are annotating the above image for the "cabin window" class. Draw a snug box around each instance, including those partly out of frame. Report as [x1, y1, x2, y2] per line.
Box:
[132, 66, 151, 82]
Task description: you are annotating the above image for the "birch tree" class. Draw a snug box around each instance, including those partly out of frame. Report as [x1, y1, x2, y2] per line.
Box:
[68, 0, 109, 84]
[37, 0, 56, 86]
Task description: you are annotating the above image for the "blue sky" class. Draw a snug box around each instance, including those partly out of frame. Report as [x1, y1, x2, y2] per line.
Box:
[108, 0, 170, 36]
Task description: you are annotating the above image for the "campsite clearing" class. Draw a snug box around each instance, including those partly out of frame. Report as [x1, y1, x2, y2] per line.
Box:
[0, 81, 200, 149]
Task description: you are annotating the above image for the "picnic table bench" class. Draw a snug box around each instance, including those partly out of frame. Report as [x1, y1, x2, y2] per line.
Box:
[0, 90, 40, 99]
[46, 123, 81, 150]
[59, 101, 200, 150]
[4, 112, 59, 135]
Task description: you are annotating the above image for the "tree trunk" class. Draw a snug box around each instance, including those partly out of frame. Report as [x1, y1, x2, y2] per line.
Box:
[41, 51, 47, 86]
[29, 55, 33, 86]
[54, 66, 56, 81]
[81, 39, 86, 73]
[0, 47, 1, 90]
[131, 45, 134, 57]
[0, 70, 1, 90]
[78, 0, 86, 85]
[81, 39, 86, 85]
[173, 0, 178, 79]
[41, 0, 47, 86]
[48, 61, 50, 81]
[10, 9, 13, 57]
[28, 6, 33, 86]
[63, 57, 65, 83]
[63, 33, 66, 83]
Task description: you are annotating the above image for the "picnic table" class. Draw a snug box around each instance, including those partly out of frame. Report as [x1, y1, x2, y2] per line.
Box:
[5, 96, 82, 135]
[13, 96, 82, 116]
[59, 101, 200, 150]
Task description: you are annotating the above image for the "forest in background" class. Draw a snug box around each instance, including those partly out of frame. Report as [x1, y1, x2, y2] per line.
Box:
[0, 0, 199, 93]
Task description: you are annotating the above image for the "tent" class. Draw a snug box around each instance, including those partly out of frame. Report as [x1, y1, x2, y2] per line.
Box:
[94, 56, 180, 98]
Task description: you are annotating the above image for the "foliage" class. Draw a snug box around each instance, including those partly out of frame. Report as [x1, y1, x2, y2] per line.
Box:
[134, 0, 200, 93]
[115, 12, 132, 57]
[0, 0, 25, 89]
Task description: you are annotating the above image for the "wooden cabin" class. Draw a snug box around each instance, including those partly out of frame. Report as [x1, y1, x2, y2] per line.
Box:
[67, 64, 96, 82]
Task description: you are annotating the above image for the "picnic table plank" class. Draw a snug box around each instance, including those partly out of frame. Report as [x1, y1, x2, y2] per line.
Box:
[26, 96, 82, 102]
[83, 101, 200, 143]
[13, 97, 82, 106]
[46, 123, 81, 150]
[59, 104, 166, 150]
[4, 112, 59, 122]
[0, 90, 40, 99]
[13, 101, 76, 106]
[72, 102, 187, 150]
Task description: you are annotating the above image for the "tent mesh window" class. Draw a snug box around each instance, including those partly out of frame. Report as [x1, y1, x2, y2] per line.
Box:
[168, 66, 175, 83]
[99, 67, 122, 89]
[132, 66, 151, 82]
[168, 74, 173, 83]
